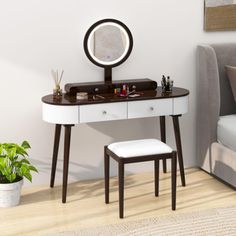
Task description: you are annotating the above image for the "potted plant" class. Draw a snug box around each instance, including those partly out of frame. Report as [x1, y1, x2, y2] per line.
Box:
[0, 140, 38, 207]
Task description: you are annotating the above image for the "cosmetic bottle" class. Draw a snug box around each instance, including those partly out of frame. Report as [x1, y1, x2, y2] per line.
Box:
[122, 84, 126, 95]
[161, 75, 166, 92]
[126, 85, 130, 95]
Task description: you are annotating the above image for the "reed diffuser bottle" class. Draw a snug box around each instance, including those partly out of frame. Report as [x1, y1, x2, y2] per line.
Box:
[51, 69, 63, 98]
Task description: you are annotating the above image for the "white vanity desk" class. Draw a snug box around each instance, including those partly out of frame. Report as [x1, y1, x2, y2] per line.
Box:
[42, 87, 189, 203]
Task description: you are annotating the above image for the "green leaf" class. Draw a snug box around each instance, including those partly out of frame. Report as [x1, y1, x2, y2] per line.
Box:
[6, 173, 16, 183]
[20, 164, 29, 174]
[0, 144, 3, 155]
[29, 165, 38, 173]
[15, 167, 22, 176]
[0, 157, 6, 167]
[13, 160, 20, 168]
[21, 141, 31, 149]
[20, 159, 30, 165]
[6, 147, 17, 159]
[24, 172, 32, 182]
[6, 166, 13, 176]
[16, 146, 28, 157]
[0, 157, 8, 170]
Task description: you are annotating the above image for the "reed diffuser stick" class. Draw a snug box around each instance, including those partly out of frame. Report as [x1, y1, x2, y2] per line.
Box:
[59, 70, 64, 85]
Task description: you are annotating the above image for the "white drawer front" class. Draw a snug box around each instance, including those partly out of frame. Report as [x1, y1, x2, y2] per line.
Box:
[173, 96, 189, 115]
[128, 99, 172, 119]
[80, 102, 127, 123]
[42, 103, 79, 124]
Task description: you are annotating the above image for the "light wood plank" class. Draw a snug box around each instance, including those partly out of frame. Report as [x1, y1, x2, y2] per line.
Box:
[1, 168, 236, 236]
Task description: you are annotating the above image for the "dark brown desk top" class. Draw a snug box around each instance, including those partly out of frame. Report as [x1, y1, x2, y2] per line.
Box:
[42, 87, 189, 106]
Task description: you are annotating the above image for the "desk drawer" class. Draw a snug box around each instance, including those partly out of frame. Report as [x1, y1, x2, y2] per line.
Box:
[173, 96, 189, 115]
[80, 102, 127, 123]
[128, 99, 172, 119]
[42, 103, 79, 124]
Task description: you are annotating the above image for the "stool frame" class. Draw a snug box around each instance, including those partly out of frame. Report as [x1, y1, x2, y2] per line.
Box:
[104, 145, 177, 218]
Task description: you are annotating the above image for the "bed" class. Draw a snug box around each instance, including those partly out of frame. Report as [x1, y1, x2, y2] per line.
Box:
[197, 43, 236, 188]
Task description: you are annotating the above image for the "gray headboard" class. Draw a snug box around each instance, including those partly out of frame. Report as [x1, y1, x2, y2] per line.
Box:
[197, 43, 236, 171]
[211, 43, 236, 116]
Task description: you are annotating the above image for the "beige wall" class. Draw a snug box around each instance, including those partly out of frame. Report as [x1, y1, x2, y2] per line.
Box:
[1, 0, 236, 186]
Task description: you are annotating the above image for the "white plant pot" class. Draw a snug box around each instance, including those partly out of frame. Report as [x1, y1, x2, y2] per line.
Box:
[0, 179, 23, 208]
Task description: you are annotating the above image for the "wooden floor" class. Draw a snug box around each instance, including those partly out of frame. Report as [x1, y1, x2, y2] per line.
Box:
[1, 168, 236, 236]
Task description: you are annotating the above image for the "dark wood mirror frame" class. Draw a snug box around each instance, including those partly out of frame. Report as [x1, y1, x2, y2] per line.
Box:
[83, 18, 133, 83]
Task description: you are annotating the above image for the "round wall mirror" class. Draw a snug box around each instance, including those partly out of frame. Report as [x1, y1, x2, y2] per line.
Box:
[84, 19, 133, 82]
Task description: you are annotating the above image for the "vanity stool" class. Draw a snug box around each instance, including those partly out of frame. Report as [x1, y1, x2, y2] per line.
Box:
[104, 139, 177, 218]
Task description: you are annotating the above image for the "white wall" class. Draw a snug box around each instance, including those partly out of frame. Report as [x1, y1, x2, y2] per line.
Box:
[0, 0, 236, 186]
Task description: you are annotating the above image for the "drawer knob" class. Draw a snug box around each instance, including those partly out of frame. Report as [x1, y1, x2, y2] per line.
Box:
[102, 110, 107, 115]
[150, 107, 154, 111]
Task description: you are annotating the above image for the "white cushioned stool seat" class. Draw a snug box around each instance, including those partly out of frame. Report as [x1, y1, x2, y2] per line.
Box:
[108, 139, 172, 158]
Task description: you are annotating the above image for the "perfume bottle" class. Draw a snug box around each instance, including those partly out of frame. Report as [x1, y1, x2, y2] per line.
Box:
[122, 84, 127, 95]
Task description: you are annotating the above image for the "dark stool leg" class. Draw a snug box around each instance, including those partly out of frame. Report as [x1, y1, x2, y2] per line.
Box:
[172, 115, 186, 186]
[62, 125, 73, 203]
[171, 151, 177, 210]
[50, 124, 61, 188]
[104, 146, 110, 204]
[119, 162, 124, 218]
[154, 159, 159, 197]
[160, 116, 167, 173]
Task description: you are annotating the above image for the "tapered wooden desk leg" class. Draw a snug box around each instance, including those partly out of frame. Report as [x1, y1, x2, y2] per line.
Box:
[62, 125, 73, 203]
[50, 124, 61, 188]
[154, 159, 159, 197]
[104, 146, 110, 204]
[160, 116, 167, 173]
[172, 115, 186, 187]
